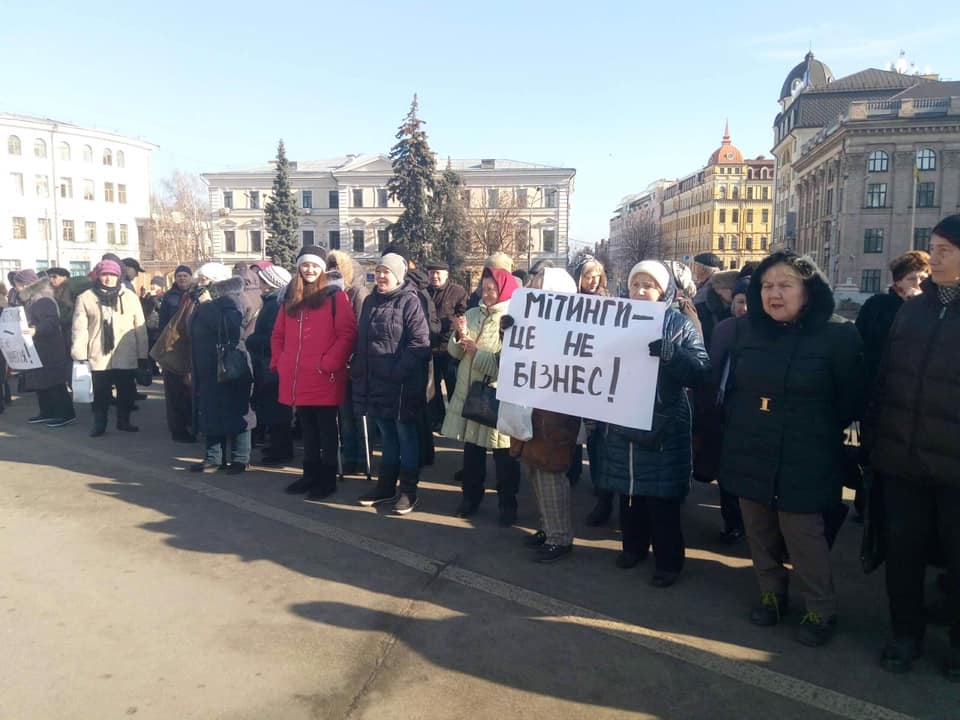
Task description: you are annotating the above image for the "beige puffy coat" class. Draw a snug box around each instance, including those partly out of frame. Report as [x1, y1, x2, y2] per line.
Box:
[72, 287, 148, 370]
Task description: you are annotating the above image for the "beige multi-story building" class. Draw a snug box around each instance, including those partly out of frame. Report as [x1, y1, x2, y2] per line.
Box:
[660, 126, 774, 270]
[0, 113, 156, 277]
[790, 80, 960, 293]
[202, 155, 575, 282]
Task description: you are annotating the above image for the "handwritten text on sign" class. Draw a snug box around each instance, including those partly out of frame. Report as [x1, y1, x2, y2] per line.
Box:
[496, 290, 665, 430]
[0, 306, 43, 370]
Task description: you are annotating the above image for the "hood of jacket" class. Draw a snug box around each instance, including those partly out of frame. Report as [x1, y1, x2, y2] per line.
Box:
[207, 275, 245, 300]
[234, 267, 260, 292]
[16, 276, 55, 304]
[746, 252, 835, 334]
[406, 267, 430, 291]
[703, 285, 730, 316]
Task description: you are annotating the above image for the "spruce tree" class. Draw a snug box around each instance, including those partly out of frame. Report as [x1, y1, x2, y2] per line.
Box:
[387, 95, 437, 263]
[431, 160, 469, 277]
[264, 139, 300, 267]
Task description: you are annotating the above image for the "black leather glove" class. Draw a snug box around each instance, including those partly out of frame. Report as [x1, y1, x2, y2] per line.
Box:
[648, 339, 675, 362]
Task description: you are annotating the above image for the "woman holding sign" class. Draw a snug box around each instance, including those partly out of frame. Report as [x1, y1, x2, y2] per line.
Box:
[596, 260, 710, 588]
[443, 267, 521, 526]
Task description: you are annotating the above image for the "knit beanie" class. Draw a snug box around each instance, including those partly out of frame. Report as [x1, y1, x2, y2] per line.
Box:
[257, 265, 292, 290]
[150, 276, 167, 290]
[933, 214, 960, 249]
[12, 269, 39, 286]
[628, 261, 670, 295]
[174, 265, 193, 276]
[93, 260, 122, 278]
[296, 245, 327, 270]
[197, 262, 231, 283]
[484, 252, 513, 272]
[378, 253, 408, 284]
[733, 277, 750, 299]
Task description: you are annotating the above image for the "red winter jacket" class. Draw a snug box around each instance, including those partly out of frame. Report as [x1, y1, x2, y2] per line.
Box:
[270, 287, 358, 407]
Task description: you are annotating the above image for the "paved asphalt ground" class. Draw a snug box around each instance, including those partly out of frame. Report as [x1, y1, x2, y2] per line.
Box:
[1, 386, 957, 719]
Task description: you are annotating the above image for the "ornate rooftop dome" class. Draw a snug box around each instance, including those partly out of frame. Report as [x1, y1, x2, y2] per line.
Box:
[708, 122, 743, 165]
[779, 51, 834, 101]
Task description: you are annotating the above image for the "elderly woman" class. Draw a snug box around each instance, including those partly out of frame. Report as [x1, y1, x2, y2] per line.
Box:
[443, 267, 521, 526]
[595, 261, 709, 588]
[189, 262, 253, 474]
[720, 251, 863, 647]
[72, 260, 148, 437]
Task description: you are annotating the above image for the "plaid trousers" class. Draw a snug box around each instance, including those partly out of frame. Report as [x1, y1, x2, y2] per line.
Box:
[529, 467, 574, 546]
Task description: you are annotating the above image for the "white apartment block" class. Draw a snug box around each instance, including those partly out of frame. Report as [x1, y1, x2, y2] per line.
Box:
[0, 114, 156, 278]
[202, 154, 575, 272]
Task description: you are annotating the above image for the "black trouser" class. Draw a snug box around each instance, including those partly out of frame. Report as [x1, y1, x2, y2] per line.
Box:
[296, 406, 339, 468]
[883, 475, 960, 644]
[163, 372, 192, 437]
[719, 482, 744, 532]
[619, 494, 685, 573]
[92, 369, 136, 421]
[461, 442, 521, 508]
[37, 383, 75, 420]
[567, 426, 604, 486]
[428, 353, 458, 425]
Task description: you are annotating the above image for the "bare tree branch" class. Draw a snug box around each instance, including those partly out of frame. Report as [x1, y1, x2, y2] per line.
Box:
[145, 172, 211, 264]
[609, 214, 663, 289]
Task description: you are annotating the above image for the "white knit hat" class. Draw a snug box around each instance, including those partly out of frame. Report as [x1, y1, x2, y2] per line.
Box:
[257, 265, 292, 290]
[628, 261, 670, 294]
[377, 253, 407, 284]
[197, 262, 231, 283]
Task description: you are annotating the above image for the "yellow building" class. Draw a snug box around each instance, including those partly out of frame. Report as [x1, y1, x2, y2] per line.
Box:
[661, 125, 774, 270]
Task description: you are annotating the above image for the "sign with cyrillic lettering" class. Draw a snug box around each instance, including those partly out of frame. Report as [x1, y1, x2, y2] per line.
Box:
[0, 306, 43, 370]
[496, 289, 664, 430]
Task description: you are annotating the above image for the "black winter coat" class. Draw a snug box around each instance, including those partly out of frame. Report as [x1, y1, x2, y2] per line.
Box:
[428, 281, 468, 350]
[352, 280, 431, 422]
[855, 289, 903, 392]
[158, 288, 186, 332]
[189, 277, 253, 436]
[695, 286, 732, 349]
[246, 290, 289, 425]
[719, 268, 864, 513]
[868, 279, 960, 486]
[16, 278, 70, 391]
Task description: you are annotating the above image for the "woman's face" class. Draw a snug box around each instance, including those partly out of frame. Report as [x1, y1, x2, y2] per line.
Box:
[375, 266, 399, 292]
[929, 234, 960, 287]
[99, 273, 119, 288]
[760, 263, 807, 323]
[299, 262, 323, 284]
[481, 277, 500, 307]
[579, 263, 603, 294]
[893, 270, 928, 299]
[629, 273, 662, 302]
[732, 294, 748, 318]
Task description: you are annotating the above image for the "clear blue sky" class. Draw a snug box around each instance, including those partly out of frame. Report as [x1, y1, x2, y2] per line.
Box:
[2, 1, 956, 251]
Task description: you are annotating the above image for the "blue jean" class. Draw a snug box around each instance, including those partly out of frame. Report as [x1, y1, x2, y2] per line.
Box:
[375, 418, 419, 473]
[205, 430, 251, 465]
[339, 383, 366, 465]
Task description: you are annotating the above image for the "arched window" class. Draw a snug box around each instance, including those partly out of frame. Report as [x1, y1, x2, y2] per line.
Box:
[732, 186, 740, 200]
[58, 141, 71, 161]
[717, 236, 725, 251]
[7, 135, 21, 155]
[103, 148, 113, 166]
[916, 148, 937, 171]
[34, 139, 47, 158]
[867, 150, 888, 173]
[83, 145, 93, 162]
[116, 150, 125, 168]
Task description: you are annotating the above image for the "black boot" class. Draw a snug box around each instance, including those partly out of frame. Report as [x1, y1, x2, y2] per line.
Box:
[90, 409, 108, 437]
[285, 460, 320, 494]
[359, 464, 400, 506]
[585, 490, 614, 526]
[394, 468, 420, 515]
[116, 409, 139, 433]
[306, 464, 338, 501]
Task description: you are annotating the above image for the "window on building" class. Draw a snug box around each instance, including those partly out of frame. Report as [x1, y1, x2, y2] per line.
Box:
[119, 224, 128, 246]
[377, 229, 389, 252]
[116, 150, 125, 168]
[732, 186, 740, 200]
[106, 223, 117, 245]
[377, 189, 388, 208]
[102, 148, 112, 166]
[327, 190, 338, 209]
[861, 269, 882, 293]
[8, 135, 21, 155]
[730, 260, 739, 269]
[11, 172, 23, 195]
[730, 237, 739, 251]
[746, 237, 754, 250]
[58, 142, 70, 161]
[83, 179, 95, 200]
[747, 186, 754, 199]
[719, 209, 726, 223]
[718, 236, 725, 251]
[487, 188, 499, 208]
[62, 220, 75, 243]
[762, 187, 770, 200]
[352, 229, 365, 252]
[732, 209, 739, 223]
[825, 190, 833, 215]
[59, 177, 73, 199]
[328, 230, 341, 249]
[250, 230, 262, 253]
[300, 190, 312, 209]
[12, 217, 26, 240]
[249, 190, 259, 209]
[222, 190, 233, 209]
[463, 189, 471, 207]
[719, 185, 727, 199]
[223, 230, 235, 252]
[104, 182, 114, 202]
[34, 139, 47, 158]
[83, 144, 93, 162]
[85, 221, 97, 243]
[864, 228, 884, 253]
[545, 189, 558, 208]
[916, 182, 935, 208]
[761, 208, 770, 224]
[761, 237, 768, 250]
[866, 183, 887, 208]
[118, 184, 127, 204]
[35, 260, 49, 272]
[867, 150, 888, 173]
[914, 227, 932, 252]
[35, 175, 49, 197]
[353, 189, 364, 208]
[69, 261, 89, 277]
[37, 218, 51, 243]
[542, 228, 556, 253]
[302, 230, 314, 245]
[516, 188, 528, 208]
[746, 209, 754, 223]
[916, 148, 937, 171]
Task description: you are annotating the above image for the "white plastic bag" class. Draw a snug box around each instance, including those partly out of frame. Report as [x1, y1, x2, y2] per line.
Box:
[497, 400, 533, 441]
[72, 361, 93, 403]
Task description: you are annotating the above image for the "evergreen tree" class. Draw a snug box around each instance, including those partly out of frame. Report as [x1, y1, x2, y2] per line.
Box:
[387, 95, 436, 263]
[264, 139, 300, 266]
[430, 160, 469, 276]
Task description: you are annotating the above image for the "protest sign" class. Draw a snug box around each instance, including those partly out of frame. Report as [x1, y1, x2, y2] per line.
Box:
[496, 289, 665, 430]
[0, 306, 43, 370]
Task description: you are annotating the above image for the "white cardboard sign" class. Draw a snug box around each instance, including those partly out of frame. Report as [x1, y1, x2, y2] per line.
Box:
[0, 306, 43, 370]
[496, 289, 665, 430]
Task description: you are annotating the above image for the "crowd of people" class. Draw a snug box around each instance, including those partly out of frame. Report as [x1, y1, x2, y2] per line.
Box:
[2, 213, 959, 680]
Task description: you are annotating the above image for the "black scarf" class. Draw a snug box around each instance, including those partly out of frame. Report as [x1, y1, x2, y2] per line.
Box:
[92, 281, 122, 353]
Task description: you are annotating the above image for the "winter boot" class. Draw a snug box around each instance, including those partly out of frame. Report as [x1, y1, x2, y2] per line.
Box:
[306, 464, 339, 502]
[394, 468, 420, 515]
[90, 409, 108, 438]
[116, 408, 139, 433]
[359, 464, 400, 507]
[285, 460, 320, 495]
[585, 489, 614, 526]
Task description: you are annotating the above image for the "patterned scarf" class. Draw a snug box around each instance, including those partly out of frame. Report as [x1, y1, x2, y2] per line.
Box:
[937, 284, 960, 307]
[92, 281, 121, 353]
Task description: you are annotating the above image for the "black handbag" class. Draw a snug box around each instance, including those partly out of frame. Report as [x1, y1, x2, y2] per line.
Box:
[860, 466, 885, 573]
[461, 376, 499, 428]
[216, 315, 252, 384]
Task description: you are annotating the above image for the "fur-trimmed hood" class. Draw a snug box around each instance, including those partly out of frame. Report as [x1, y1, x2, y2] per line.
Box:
[207, 275, 245, 300]
[746, 251, 835, 334]
[16, 276, 55, 304]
